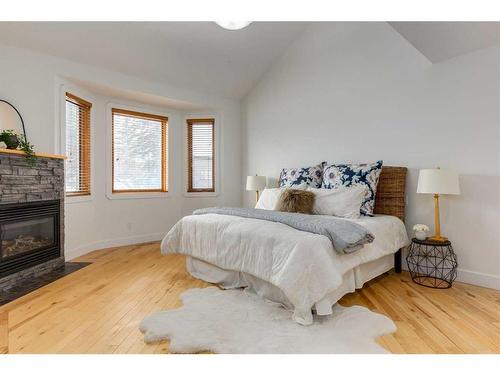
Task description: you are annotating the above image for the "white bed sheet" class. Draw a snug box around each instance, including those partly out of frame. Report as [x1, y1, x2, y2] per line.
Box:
[161, 213, 409, 325]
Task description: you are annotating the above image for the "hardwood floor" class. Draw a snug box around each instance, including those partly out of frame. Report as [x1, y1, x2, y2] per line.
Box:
[0, 242, 499, 354]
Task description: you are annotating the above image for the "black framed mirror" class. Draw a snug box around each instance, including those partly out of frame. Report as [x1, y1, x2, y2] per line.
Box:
[0, 99, 28, 147]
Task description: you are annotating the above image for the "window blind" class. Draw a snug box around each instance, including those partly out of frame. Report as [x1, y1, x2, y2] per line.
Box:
[65, 93, 91, 196]
[187, 119, 215, 192]
[112, 108, 168, 192]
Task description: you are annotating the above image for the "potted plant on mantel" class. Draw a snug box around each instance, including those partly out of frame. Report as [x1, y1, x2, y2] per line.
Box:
[0, 129, 36, 165]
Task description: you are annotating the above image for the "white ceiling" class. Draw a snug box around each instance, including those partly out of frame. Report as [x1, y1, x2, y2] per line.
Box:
[390, 22, 500, 63]
[0, 22, 499, 100]
[0, 22, 309, 99]
[65, 77, 207, 111]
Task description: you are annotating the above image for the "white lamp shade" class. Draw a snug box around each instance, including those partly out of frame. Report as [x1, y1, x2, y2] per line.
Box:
[246, 175, 266, 191]
[417, 169, 460, 195]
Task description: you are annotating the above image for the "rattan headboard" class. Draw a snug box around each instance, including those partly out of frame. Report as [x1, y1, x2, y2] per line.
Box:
[373, 166, 407, 222]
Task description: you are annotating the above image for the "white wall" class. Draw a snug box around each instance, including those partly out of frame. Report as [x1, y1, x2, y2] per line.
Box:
[243, 23, 500, 289]
[0, 44, 242, 259]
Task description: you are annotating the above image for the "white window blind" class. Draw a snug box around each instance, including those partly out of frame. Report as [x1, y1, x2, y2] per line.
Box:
[112, 109, 168, 192]
[65, 93, 91, 196]
[187, 119, 215, 192]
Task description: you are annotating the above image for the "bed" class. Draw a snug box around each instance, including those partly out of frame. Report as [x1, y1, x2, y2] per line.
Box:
[161, 166, 409, 325]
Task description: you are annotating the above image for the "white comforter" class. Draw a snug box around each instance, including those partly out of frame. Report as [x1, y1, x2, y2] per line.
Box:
[161, 213, 409, 325]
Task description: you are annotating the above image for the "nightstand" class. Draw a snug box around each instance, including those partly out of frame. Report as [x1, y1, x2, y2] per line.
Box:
[406, 238, 458, 289]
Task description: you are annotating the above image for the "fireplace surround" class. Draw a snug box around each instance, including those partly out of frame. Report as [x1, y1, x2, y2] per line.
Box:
[0, 150, 65, 291]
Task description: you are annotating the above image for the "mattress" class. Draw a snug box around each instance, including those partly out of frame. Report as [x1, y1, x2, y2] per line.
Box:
[186, 254, 395, 316]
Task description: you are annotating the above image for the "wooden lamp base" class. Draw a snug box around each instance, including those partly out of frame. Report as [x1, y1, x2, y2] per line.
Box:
[428, 235, 448, 242]
[431, 194, 448, 242]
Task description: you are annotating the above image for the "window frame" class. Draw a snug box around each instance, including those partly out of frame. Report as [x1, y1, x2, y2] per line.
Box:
[186, 118, 216, 194]
[65, 92, 92, 198]
[111, 107, 168, 194]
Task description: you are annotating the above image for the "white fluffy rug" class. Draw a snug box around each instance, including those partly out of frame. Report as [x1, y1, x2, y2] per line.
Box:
[140, 287, 396, 354]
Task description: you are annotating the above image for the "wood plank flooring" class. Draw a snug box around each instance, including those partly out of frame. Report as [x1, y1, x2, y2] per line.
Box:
[0, 242, 499, 354]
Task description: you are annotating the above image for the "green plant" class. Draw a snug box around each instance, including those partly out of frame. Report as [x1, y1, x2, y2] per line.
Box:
[18, 138, 36, 165]
[0, 130, 36, 165]
[0, 129, 15, 137]
[0, 129, 19, 148]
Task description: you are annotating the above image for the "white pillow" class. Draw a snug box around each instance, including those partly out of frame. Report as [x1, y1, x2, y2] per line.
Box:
[255, 188, 282, 210]
[255, 184, 307, 210]
[307, 185, 367, 219]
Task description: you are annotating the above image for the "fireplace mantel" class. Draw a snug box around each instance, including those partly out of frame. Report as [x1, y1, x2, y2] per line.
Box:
[0, 148, 66, 160]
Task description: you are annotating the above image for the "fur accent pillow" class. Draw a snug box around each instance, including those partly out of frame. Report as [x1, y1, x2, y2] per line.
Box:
[276, 189, 315, 214]
[255, 184, 308, 210]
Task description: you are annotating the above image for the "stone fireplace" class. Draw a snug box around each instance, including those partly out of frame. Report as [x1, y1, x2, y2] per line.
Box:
[0, 150, 64, 291]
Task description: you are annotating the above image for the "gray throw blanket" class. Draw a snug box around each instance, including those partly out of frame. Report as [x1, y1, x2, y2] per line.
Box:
[193, 207, 374, 254]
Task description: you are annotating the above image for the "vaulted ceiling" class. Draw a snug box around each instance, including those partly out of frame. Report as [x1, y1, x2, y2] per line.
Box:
[0, 22, 498, 100]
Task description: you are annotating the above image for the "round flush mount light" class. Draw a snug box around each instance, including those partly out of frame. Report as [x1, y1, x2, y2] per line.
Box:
[215, 21, 252, 30]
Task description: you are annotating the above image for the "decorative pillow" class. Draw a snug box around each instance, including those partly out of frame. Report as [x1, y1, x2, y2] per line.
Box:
[255, 185, 307, 210]
[321, 160, 383, 216]
[307, 185, 367, 219]
[275, 189, 316, 214]
[279, 162, 325, 188]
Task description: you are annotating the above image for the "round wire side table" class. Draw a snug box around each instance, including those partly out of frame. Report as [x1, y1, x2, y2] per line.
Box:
[406, 238, 458, 289]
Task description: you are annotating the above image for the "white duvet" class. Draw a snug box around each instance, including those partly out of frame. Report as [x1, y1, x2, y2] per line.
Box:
[161, 213, 409, 325]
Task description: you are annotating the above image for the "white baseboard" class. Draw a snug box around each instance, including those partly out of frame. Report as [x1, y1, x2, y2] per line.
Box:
[64, 232, 165, 261]
[456, 268, 500, 290]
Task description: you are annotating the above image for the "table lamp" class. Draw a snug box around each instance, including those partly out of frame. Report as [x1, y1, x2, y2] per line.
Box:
[417, 167, 460, 242]
[246, 175, 266, 203]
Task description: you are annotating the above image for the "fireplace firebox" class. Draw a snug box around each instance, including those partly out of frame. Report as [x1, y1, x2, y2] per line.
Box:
[0, 200, 61, 278]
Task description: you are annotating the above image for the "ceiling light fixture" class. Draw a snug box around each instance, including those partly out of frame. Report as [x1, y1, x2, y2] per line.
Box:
[215, 21, 252, 30]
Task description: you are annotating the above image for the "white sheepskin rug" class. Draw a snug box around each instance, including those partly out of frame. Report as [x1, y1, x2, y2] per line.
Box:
[139, 287, 396, 354]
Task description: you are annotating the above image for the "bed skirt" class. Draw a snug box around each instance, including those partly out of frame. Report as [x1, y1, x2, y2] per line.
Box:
[186, 255, 394, 316]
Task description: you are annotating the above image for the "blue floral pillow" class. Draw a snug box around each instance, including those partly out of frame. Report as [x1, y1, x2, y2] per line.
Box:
[279, 162, 326, 188]
[322, 160, 383, 216]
